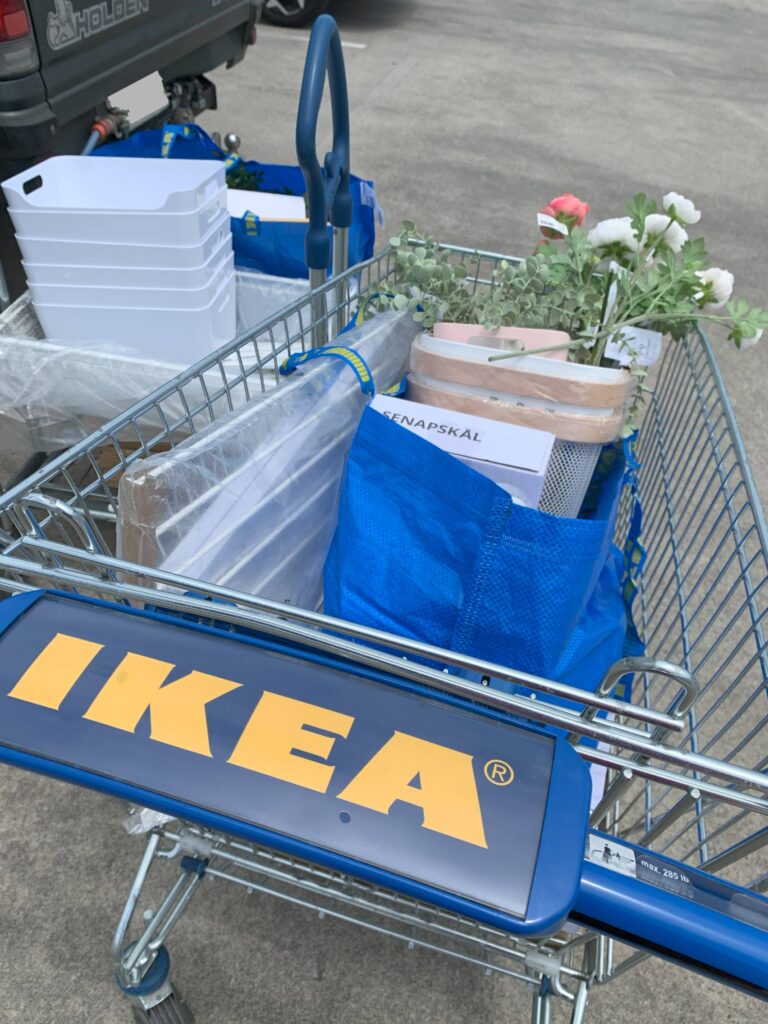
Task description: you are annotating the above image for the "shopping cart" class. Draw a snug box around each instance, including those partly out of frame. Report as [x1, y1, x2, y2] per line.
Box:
[0, 20, 767, 1024]
[0, 228, 766, 1021]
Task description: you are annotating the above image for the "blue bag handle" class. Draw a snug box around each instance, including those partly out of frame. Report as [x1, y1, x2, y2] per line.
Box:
[279, 345, 374, 396]
[295, 14, 352, 272]
[160, 124, 231, 161]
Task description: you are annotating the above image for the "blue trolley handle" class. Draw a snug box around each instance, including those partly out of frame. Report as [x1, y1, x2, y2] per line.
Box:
[296, 14, 352, 278]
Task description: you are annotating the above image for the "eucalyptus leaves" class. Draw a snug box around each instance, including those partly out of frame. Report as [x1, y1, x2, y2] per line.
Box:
[376, 197, 766, 436]
[379, 196, 767, 362]
[381, 222, 600, 340]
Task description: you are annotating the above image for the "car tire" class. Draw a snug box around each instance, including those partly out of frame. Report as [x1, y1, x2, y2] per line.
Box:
[262, 0, 330, 27]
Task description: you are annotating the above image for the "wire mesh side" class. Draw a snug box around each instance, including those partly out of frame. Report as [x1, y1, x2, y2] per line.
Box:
[612, 329, 768, 885]
[0, 252, 387, 558]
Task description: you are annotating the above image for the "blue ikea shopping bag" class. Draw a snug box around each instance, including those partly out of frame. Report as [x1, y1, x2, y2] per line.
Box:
[94, 124, 379, 279]
[324, 408, 637, 694]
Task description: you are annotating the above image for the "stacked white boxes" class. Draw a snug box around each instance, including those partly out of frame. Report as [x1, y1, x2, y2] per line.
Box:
[2, 156, 236, 364]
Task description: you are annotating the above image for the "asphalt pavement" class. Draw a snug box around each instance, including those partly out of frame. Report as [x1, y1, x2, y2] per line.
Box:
[1, 1, 767, 1022]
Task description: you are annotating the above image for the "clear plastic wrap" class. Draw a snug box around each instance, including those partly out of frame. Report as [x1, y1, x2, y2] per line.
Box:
[117, 310, 419, 611]
[122, 806, 176, 835]
[0, 270, 309, 456]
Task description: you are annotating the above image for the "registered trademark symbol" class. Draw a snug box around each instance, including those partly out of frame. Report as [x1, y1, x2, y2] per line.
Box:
[484, 759, 514, 785]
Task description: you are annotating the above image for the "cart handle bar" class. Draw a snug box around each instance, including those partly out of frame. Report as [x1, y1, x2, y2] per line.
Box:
[6, 564, 767, 796]
[296, 13, 352, 272]
[1, 540, 682, 735]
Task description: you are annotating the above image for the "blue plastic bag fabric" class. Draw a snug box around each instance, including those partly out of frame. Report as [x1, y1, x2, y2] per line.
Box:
[324, 408, 634, 693]
[94, 125, 379, 279]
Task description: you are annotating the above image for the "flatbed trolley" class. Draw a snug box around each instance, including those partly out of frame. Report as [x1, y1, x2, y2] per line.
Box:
[0, 16, 766, 1024]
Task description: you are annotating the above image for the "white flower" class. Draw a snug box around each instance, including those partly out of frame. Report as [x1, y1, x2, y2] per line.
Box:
[663, 191, 702, 225]
[740, 328, 763, 349]
[695, 266, 734, 310]
[642, 213, 689, 253]
[587, 217, 639, 253]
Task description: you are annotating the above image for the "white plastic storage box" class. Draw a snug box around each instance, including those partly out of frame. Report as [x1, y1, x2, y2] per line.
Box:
[2, 156, 226, 215]
[22, 237, 234, 290]
[14, 209, 232, 269]
[33, 272, 236, 364]
[28, 258, 234, 310]
[8, 189, 227, 245]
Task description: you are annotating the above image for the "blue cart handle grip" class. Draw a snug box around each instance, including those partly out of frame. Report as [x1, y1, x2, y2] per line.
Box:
[296, 14, 352, 272]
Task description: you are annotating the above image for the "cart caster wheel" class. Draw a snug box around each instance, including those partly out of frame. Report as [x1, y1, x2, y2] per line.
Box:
[118, 945, 195, 1024]
[131, 990, 195, 1024]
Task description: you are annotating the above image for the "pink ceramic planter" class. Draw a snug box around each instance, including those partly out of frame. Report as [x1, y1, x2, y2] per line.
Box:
[432, 322, 570, 360]
[407, 327, 632, 444]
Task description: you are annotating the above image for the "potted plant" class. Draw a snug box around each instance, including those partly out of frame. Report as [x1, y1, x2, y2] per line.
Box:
[377, 191, 767, 435]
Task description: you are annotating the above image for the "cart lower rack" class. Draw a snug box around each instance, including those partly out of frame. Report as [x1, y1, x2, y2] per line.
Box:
[0, 241, 766, 1023]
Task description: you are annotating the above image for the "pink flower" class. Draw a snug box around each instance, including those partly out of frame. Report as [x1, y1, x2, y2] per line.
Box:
[539, 193, 590, 238]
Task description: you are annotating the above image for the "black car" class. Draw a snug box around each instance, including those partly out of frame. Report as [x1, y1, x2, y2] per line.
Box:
[0, 0, 259, 299]
[262, 0, 329, 27]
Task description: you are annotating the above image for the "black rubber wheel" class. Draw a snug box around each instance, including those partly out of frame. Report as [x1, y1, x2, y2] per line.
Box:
[262, 0, 330, 27]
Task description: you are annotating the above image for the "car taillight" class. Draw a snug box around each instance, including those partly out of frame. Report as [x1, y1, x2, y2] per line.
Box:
[0, 0, 37, 78]
[0, 0, 31, 42]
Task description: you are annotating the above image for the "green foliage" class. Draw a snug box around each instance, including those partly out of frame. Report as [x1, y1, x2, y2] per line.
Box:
[378, 226, 483, 330]
[226, 163, 265, 192]
[626, 192, 657, 240]
[377, 225, 602, 349]
[379, 208, 768, 371]
[726, 301, 767, 347]
[375, 205, 768, 431]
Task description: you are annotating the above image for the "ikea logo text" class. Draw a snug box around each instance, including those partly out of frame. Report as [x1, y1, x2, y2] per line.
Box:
[8, 633, 499, 848]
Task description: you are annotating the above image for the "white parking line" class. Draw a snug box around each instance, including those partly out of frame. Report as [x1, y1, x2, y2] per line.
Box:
[258, 27, 367, 49]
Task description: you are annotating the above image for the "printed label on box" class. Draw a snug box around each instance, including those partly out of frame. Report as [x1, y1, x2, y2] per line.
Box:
[371, 395, 554, 473]
[457, 455, 545, 508]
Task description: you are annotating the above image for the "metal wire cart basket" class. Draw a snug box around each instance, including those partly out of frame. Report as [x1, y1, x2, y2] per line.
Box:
[0, 240, 766, 1024]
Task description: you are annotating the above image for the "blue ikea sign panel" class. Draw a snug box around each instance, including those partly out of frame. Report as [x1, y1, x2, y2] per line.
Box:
[0, 592, 591, 935]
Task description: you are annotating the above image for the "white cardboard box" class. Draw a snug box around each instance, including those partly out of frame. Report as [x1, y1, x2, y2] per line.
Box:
[227, 189, 307, 222]
[370, 394, 555, 507]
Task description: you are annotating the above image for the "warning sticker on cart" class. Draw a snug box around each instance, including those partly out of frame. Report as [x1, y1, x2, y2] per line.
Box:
[588, 833, 699, 897]
[586, 835, 637, 876]
[586, 832, 768, 934]
[637, 852, 698, 898]
[587, 833, 698, 897]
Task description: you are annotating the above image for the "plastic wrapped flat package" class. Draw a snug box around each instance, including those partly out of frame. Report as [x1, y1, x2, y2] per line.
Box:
[0, 271, 309, 456]
[117, 310, 419, 611]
